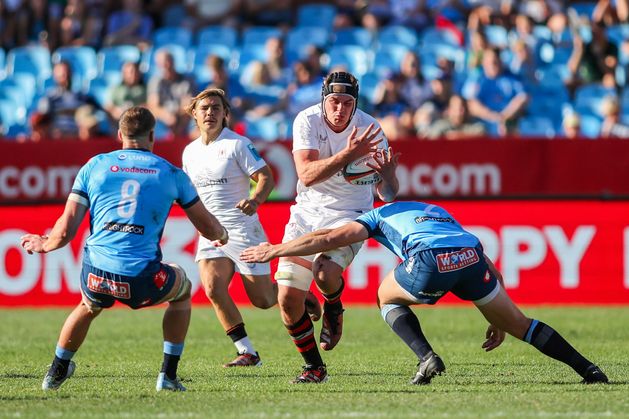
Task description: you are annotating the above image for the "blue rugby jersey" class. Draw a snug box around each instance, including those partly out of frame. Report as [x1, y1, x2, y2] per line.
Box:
[356, 201, 480, 259]
[71, 149, 200, 276]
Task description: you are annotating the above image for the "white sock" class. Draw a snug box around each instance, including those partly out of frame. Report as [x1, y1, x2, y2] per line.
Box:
[234, 336, 256, 355]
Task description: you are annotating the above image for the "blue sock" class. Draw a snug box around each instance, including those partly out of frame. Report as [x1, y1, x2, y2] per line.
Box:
[161, 341, 184, 380]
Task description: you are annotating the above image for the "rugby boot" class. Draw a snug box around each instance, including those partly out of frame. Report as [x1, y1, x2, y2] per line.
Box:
[411, 352, 446, 385]
[305, 290, 322, 322]
[582, 364, 609, 384]
[291, 364, 329, 384]
[320, 304, 344, 351]
[223, 351, 262, 367]
[156, 372, 186, 391]
[42, 360, 75, 391]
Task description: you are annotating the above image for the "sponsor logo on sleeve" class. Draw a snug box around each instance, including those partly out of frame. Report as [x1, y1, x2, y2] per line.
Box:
[87, 273, 131, 299]
[247, 144, 262, 161]
[436, 248, 480, 273]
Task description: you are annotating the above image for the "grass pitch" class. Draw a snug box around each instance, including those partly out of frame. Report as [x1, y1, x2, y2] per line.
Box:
[1, 305, 628, 418]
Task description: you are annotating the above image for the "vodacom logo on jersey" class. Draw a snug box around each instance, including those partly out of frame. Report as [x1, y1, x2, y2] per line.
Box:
[110, 165, 120, 172]
[110, 166, 158, 175]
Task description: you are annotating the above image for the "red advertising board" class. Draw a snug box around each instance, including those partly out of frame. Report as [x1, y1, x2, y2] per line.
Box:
[1, 201, 628, 306]
[2, 139, 629, 204]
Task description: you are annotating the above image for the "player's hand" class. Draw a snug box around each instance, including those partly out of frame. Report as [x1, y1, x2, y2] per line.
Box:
[212, 227, 229, 247]
[367, 147, 400, 182]
[345, 123, 383, 161]
[235, 198, 259, 216]
[240, 242, 274, 263]
[20, 234, 47, 254]
[482, 324, 505, 351]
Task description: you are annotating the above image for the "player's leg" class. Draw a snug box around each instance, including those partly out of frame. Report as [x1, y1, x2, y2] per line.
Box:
[377, 268, 446, 385]
[475, 285, 608, 383]
[155, 263, 192, 391]
[276, 257, 328, 383]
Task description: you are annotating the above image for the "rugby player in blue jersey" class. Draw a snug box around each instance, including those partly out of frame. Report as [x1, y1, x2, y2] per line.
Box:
[242, 197, 609, 385]
[20, 107, 228, 392]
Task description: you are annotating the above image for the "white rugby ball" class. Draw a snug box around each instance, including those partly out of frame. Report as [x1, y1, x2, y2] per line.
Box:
[342, 135, 389, 186]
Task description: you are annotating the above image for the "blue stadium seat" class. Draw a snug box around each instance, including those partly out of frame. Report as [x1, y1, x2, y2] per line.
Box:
[6, 46, 52, 82]
[162, 4, 187, 27]
[242, 26, 282, 47]
[419, 27, 459, 49]
[231, 45, 268, 75]
[333, 27, 373, 48]
[569, 2, 597, 19]
[97, 45, 141, 78]
[574, 84, 616, 117]
[245, 116, 281, 142]
[579, 114, 602, 138]
[297, 4, 336, 30]
[326, 45, 371, 77]
[152, 26, 193, 49]
[197, 25, 238, 48]
[286, 26, 329, 57]
[518, 116, 555, 138]
[372, 45, 409, 77]
[192, 44, 232, 84]
[0, 98, 24, 137]
[5, 73, 37, 107]
[377, 25, 418, 49]
[0, 49, 5, 78]
[607, 24, 629, 45]
[358, 72, 381, 105]
[52, 46, 98, 88]
[485, 25, 509, 48]
[87, 77, 114, 107]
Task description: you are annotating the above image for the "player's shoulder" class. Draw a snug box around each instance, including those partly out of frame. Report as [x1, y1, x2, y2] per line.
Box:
[220, 127, 253, 144]
[295, 103, 323, 123]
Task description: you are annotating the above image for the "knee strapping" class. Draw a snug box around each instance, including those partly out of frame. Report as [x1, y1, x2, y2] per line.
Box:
[380, 303, 404, 322]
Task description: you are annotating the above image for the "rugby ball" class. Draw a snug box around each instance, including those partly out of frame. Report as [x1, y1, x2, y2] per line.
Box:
[342, 133, 388, 186]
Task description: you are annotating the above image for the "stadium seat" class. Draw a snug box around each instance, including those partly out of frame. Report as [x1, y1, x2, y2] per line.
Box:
[5, 73, 37, 107]
[0, 98, 24, 136]
[152, 26, 193, 49]
[372, 45, 409, 77]
[87, 77, 114, 107]
[358, 72, 380, 105]
[419, 27, 460, 49]
[377, 25, 419, 49]
[326, 45, 371, 77]
[606, 24, 629, 45]
[574, 84, 617, 117]
[579, 114, 602, 138]
[286, 26, 329, 57]
[569, 2, 597, 19]
[242, 26, 282, 47]
[297, 3, 336, 30]
[197, 25, 238, 49]
[517, 116, 555, 138]
[231, 45, 269, 75]
[142, 45, 191, 79]
[162, 4, 187, 27]
[245, 116, 281, 142]
[6, 46, 52, 82]
[192, 44, 232, 84]
[52, 46, 98, 88]
[97, 45, 141, 78]
[333, 27, 373, 48]
[0, 49, 5, 78]
[484, 25, 509, 48]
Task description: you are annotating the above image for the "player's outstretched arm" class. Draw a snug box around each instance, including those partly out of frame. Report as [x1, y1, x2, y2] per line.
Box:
[241, 222, 369, 263]
[184, 201, 229, 245]
[480, 253, 507, 351]
[236, 165, 275, 216]
[369, 147, 400, 202]
[20, 198, 88, 254]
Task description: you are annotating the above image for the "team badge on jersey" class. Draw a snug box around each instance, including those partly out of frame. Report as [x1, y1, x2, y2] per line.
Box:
[247, 144, 262, 161]
[153, 269, 168, 290]
[436, 248, 480, 273]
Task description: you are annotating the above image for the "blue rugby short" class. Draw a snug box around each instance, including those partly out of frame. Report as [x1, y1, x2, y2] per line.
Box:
[393, 245, 498, 305]
[80, 260, 177, 310]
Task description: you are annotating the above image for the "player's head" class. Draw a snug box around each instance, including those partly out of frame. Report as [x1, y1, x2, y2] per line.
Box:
[119, 106, 155, 146]
[185, 88, 231, 132]
[321, 71, 359, 131]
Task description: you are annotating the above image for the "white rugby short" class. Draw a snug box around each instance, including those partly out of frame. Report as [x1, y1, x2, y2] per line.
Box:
[196, 220, 271, 276]
[275, 205, 364, 291]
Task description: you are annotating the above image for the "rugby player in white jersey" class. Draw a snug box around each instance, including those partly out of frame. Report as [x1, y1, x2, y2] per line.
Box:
[183, 88, 286, 367]
[277, 72, 399, 383]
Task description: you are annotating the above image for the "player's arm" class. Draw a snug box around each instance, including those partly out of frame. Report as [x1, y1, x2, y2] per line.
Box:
[20, 197, 88, 254]
[481, 253, 507, 351]
[184, 200, 229, 245]
[295, 125, 383, 187]
[241, 221, 369, 263]
[369, 147, 400, 202]
[236, 165, 275, 216]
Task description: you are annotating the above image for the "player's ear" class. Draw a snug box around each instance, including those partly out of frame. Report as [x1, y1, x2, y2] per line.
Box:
[148, 129, 155, 143]
[117, 130, 123, 143]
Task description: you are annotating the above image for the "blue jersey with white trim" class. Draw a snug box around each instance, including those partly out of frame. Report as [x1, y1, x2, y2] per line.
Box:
[356, 201, 480, 260]
[71, 149, 200, 276]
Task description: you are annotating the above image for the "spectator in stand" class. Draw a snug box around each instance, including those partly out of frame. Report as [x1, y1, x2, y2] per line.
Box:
[424, 95, 486, 139]
[147, 49, 195, 139]
[59, 0, 110, 47]
[512, 13, 537, 49]
[509, 39, 537, 85]
[0, 0, 24, 48]
[600, 96, 629, 138]
[362, 0, 430, 32]
[397, 51, 432, 111]
[373, 72, 407, 118]
[263, 36, 291, 85]
[104, 0, 153, 49]
[285, 60, 321, 120]
[303, 45, 326, 79]
[592, 0, 629, 27]
[243, 0, 292, 27]
[105, 61, 147, 120]
[467, 30, 489, 75]
[31, 61, 101, 141]
[561, 112, 581, 139]
[465, 47, 529, 136]
[183, 0, 241, 31]
[12, 0, 47, 47]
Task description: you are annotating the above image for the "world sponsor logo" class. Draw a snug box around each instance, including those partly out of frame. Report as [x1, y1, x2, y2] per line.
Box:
[110, 166, 158, 175]
[87, 273, 131, 299]
[436, 248, 480, 273]
[102, 222, 145, 235]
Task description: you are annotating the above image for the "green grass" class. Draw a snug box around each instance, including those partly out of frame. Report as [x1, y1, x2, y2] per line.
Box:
[1, 305, 628, 418]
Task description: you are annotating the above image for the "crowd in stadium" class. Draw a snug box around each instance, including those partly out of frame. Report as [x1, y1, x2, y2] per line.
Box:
[1, 0, 629, 142]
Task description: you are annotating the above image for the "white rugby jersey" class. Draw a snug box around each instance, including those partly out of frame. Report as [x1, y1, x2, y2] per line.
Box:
[182, 128, 267, 224]
[292, 103, 385, 213]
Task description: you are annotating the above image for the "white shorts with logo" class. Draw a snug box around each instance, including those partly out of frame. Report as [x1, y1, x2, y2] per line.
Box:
[275, 205, 365, 291]
[196, 220, 271, 276]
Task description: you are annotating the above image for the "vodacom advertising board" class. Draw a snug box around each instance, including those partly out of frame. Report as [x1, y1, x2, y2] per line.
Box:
[1, 201, 628, 306]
